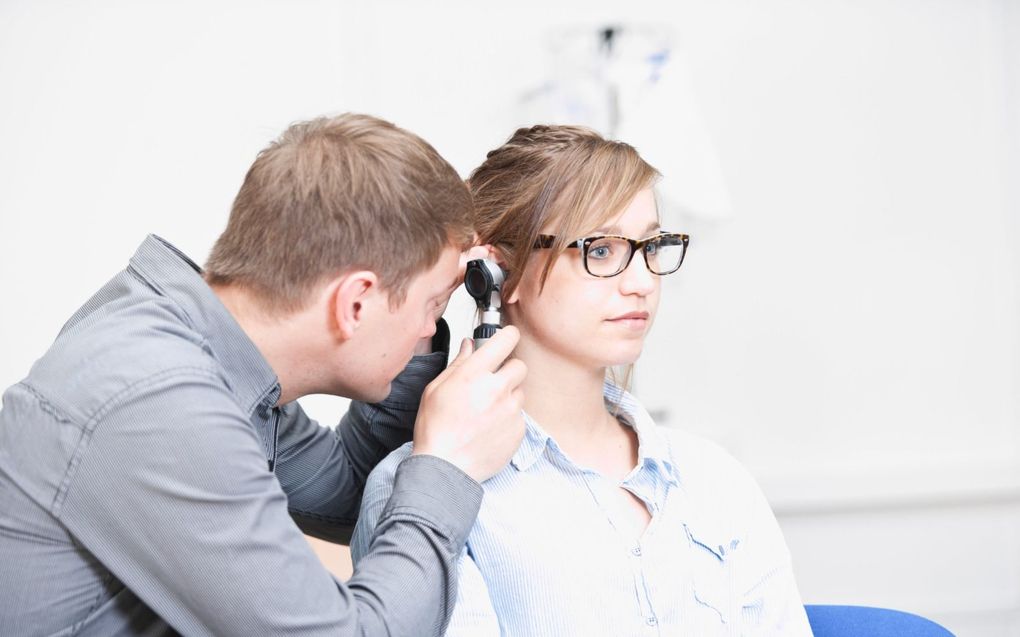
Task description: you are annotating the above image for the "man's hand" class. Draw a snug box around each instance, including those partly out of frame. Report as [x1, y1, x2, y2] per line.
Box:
[411, 326, 526, 482]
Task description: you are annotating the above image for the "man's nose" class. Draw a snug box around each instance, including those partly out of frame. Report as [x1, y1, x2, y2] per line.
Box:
[422, 316, 438, 339]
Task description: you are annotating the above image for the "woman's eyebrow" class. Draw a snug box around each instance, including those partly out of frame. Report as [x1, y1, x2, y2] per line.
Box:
[593, 221, 662, 235]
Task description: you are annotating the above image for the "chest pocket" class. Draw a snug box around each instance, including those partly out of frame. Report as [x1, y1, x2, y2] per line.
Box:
[684, 523, 742, 629]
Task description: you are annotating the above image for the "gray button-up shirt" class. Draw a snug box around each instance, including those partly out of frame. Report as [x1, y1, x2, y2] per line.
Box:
[0, 235, 482, 636]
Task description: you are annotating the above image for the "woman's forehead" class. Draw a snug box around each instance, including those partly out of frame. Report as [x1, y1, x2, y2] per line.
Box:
[545, 188, 660, 238]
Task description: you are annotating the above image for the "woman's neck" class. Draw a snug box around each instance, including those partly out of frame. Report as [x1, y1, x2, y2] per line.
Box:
[513, 338, 617, 454]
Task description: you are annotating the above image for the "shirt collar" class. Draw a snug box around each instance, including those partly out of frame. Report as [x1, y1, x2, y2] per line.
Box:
[510, 380, 680, 487]
[509, 415, 552, 472]
[127, 235, 281, 415]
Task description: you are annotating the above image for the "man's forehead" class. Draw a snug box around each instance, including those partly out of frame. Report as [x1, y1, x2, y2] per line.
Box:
[430, 273, 460, 298]
[427, 246, 463, 294]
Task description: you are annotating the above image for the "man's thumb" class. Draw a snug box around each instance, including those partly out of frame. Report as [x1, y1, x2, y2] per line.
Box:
[446, 337, 473, 369]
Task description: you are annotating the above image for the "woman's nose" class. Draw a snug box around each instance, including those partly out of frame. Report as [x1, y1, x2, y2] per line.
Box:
[618, 252, 656, 295]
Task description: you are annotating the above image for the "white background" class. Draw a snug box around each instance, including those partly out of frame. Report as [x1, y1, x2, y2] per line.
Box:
[2, 1, 1018, 634]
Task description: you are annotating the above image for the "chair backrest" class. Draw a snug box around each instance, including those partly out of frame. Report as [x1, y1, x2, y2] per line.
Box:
[805, 605, 955, 637]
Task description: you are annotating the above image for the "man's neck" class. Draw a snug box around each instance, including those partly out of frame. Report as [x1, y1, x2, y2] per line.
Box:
[208, 283, 325, 406]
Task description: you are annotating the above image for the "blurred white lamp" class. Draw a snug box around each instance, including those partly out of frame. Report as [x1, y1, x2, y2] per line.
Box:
[518, 25, 731, 221]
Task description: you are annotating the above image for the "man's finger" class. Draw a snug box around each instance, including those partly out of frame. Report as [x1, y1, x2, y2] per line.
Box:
[509, 387, 525, 413]
[466, 244, 493, 261]
[468, 372, 502, 413]
[444, 338, 473, 371]
[493, 358, 527, 392]
[457, 244, 495, 275]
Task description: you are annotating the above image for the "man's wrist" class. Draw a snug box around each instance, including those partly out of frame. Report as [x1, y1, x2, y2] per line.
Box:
[383, 453, 482, 549]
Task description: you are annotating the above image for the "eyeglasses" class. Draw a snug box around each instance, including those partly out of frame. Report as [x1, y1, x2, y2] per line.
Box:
[533, 232, 689, 278]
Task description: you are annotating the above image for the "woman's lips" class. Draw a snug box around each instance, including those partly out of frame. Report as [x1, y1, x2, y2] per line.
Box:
[606, 311, 650, 331]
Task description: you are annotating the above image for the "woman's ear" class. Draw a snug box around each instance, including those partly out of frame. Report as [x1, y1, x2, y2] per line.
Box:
[493, 248, 521, 305]
[329, 270, 379, 341]
[504, 278, 520, 305]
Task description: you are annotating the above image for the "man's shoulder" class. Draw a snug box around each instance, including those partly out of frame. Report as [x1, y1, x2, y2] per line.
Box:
[0, 272, 242, 521]
[24, 280, 221, 426]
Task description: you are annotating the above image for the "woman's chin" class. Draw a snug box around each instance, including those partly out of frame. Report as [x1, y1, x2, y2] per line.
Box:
[601, 344, 645, 367]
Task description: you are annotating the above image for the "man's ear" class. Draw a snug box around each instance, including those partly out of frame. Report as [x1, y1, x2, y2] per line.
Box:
[329, 270, 380, 341]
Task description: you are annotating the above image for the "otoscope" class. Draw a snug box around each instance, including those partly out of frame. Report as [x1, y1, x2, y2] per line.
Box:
[464, 259, 506, 349]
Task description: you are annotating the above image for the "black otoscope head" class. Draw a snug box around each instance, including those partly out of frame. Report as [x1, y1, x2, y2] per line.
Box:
[464, 259, 506, 348]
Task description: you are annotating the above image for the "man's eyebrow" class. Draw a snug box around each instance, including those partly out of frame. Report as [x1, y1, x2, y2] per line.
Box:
[434, 275, 461, 299]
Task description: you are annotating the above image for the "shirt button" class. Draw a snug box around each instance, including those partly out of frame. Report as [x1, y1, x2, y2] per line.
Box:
[646, 616, 658, 626]
[631, 546, 642, 556]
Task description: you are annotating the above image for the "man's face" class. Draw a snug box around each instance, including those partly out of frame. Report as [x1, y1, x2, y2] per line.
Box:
[351, 243, 463, 402]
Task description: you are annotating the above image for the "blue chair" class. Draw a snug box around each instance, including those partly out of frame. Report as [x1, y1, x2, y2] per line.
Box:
[805, 605, 955, 636]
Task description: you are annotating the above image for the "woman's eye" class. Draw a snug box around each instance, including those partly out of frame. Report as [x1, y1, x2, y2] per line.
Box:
[590, 245, 612, 259]
[645, 242, 658, 255]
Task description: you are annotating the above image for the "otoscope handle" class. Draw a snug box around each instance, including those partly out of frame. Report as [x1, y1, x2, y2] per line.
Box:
[473, 323, 500, 350]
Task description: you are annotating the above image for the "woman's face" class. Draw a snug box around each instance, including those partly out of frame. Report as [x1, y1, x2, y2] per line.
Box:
[508, 188, 661, 370]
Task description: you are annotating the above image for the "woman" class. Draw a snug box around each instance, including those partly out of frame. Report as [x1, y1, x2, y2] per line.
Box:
[352, 125, 811, 636]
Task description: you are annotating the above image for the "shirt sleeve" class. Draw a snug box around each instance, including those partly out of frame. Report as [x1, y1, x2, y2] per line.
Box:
[353, 444, 497, 636]
[351, 444, 414, 563]
[732, 464, 813, 635]
[276, 346, 448, 543]
[58, 367, 481, 637]
[443, 549, 501, 637]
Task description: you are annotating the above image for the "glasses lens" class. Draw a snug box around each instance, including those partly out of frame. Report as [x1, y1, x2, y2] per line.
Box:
[585, 237, 633, 276]
[645, 235, 686, 274]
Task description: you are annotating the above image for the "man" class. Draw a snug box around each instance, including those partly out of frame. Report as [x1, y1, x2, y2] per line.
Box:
[0, 114, 526, 636]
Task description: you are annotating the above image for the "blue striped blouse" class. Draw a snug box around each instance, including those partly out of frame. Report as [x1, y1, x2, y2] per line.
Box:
[353, 382, 813, 636]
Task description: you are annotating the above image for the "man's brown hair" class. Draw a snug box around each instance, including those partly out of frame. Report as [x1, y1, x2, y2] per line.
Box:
[205, 113, 474, 312]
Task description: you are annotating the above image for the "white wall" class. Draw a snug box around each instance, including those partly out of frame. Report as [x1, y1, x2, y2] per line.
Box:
[2, 1, 1017, 634]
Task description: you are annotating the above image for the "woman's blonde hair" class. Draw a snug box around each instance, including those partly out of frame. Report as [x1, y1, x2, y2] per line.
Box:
[468, 125, 659, 302]
[468, 125, 660, 397]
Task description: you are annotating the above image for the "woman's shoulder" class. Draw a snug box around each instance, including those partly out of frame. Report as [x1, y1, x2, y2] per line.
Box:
[655, 426, 783, 557]
[656, 425, 739, 468]
[613, 386, 755, 488]
[655, 425, 763, 502]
